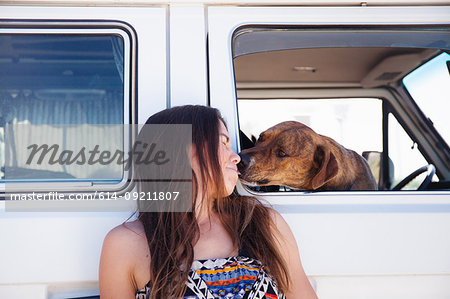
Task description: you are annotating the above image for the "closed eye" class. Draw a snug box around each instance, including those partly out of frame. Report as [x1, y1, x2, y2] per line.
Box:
[220, 134, 230, 146]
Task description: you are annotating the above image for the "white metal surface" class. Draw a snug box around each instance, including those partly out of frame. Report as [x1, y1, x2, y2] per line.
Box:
[210, 5, 450, 298]
[236, 181, 450, 275]
[0, 5, 166, 298]
[1, 0, 450, 6]
[169, 5, 208, 107]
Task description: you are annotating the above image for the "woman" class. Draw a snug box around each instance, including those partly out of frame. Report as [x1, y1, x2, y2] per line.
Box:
[99, 105, 317, 299]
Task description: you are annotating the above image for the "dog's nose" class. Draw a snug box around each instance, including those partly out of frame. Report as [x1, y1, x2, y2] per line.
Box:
[237, 153, 250, 172]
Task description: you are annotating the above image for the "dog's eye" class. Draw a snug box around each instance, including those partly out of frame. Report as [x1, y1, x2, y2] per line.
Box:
[257, 136, 263, 143]
[276, 149, 287, 158]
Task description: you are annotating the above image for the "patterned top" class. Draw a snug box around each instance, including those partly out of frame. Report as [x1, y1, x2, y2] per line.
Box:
[135, 256, 285, 299]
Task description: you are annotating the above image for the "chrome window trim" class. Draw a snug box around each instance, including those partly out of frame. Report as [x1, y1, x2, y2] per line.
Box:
[0, 20, 137, 196]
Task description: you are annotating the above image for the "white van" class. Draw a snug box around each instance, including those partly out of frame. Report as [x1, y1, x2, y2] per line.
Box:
[1, 1, 449, 298]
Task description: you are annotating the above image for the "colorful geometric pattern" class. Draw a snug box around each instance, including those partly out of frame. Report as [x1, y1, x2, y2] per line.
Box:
[135, 256, 285, 299]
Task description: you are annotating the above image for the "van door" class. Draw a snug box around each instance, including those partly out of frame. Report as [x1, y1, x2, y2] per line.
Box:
[0, 5, 166, 298]
[208, 6, 450, 298]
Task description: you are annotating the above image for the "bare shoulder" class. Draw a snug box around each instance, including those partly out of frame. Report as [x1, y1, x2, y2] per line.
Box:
[99, 220, 149, 298]
[267, 208, 293, 240]
[116, 219, 146, 239]
[268, 208, 284, 224]
[103, 220, 147, 253]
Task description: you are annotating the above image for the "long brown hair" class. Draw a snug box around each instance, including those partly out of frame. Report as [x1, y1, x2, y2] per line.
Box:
[135, 105, 289, 298]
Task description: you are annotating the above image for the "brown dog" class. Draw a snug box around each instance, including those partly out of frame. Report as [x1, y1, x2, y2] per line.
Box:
[238, 121, 377, 191]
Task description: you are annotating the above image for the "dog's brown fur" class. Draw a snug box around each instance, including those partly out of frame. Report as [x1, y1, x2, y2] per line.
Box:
[238, 121, 377, 191]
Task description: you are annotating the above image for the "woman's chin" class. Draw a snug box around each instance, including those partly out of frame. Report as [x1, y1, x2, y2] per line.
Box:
[224, 183, 238, 196]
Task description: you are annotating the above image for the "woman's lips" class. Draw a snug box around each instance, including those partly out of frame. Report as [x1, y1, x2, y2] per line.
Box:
[227, 167, 240, 175]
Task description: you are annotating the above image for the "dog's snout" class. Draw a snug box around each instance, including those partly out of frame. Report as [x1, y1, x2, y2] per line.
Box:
[237, 153, 250, 172]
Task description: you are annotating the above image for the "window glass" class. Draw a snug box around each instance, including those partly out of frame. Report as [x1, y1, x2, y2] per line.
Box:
[388, 113, 438, 189]
[403, 52, 450, 144]
[239, 99, 382, 155]
[0, 34, 126, 184]
[238, 98, 382, 191]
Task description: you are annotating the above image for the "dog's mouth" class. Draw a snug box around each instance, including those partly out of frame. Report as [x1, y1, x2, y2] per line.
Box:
[238, 179, 259, 186]
[238, 177, 270, 186]
[256, 179, 270, 185]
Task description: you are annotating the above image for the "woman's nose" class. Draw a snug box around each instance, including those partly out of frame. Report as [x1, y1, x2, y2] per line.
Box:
[231, 150, 241, 164]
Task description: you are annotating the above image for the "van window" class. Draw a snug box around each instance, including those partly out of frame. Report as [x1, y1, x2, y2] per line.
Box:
[0, 29, 132, 192]
[403, 52, 450, 144]
[233, 26, 450, 191]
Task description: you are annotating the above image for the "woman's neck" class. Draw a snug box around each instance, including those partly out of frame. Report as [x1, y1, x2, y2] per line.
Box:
[194, 191, 213, 226]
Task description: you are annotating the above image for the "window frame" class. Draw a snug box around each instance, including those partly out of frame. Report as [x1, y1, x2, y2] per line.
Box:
[232, 86, 448, 194]
[0, 20, 137, 196]
[227, 25, 450, 190]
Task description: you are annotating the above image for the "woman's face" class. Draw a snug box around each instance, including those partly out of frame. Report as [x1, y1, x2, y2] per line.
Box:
[218, 121, 241, 196]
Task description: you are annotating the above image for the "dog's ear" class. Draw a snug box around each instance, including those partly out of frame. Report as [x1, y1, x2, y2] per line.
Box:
[311, 145, 338, 190]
